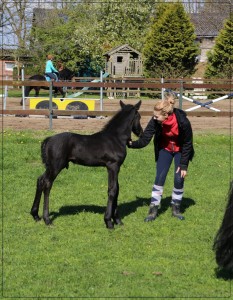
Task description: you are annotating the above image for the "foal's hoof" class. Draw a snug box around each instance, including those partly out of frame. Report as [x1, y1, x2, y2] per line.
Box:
[114, 219, 124, 226]
[44, 218, 53, 226]
[33, 215, 41, 222]
[105, 220, 114, 229]
[31, 212, 41, 222]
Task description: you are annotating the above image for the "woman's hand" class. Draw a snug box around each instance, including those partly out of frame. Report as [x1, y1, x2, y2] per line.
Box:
[176, 167, 187, 178]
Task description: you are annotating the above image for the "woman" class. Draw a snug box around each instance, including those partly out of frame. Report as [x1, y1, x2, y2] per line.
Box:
[128, 95, 194, 221]
[45, 54, 59, 81]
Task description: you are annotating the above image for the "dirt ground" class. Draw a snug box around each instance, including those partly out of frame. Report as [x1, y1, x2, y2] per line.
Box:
[1, 97, 232, 134]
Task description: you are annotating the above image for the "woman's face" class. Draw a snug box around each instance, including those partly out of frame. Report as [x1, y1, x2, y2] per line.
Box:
[153, 110, 168, 123]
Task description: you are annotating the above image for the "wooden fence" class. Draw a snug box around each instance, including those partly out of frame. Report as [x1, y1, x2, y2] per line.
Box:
[1, 78, 232, 130]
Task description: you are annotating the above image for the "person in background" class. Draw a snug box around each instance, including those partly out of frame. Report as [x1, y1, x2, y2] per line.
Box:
[45, 54, 59, 81]
[128, 94, 194, 222]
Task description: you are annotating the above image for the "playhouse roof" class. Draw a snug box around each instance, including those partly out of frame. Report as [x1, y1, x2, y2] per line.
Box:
[103, 44, 142, 56]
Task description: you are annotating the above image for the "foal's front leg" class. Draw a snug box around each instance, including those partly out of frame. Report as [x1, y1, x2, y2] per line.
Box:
[31, 174, 45, 221]
[105, 164, 120, 229]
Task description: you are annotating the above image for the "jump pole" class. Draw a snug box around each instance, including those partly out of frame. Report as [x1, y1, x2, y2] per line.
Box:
[185, 93, 233, 112]
[21, 66, 25, 110]
[179, 79, 183, 109]
[178, 94, 220, 112]
[165, 89, 221, 112]
[161, 77, 164, 100]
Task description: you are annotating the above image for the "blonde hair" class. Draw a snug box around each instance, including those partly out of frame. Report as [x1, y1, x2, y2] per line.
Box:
[154, 100, 173, 115]
[47, 54, 53, 60]
[164, 92, 176, 108]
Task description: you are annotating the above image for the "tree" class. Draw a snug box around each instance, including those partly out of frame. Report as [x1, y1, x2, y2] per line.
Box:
[1, 1, 78, 76]
[71, 0, 158, 75]
[143, 2, 200, 78]
[205, 15, 233, 79]
[95, 0, 158, 52]
[30, 0, 159, 76]
[1, 0, 33, 76]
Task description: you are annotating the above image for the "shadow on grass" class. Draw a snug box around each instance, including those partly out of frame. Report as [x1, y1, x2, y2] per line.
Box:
[120, 196, 196, 219]
[50, 196, 195, 222]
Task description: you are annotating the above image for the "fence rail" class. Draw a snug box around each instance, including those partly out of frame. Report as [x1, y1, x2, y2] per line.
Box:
[1, 79, 232, 90]
[1, 109, 232, 118]
[1, 78, 232, 130]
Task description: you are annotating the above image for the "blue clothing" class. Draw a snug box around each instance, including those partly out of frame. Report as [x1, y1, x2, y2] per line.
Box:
[45, 72, 58, 82]
[45, 60, 59, 81]
[45, 60, 58, 73]
[129, 108, 193, 206]
[155, 149, 183, 189]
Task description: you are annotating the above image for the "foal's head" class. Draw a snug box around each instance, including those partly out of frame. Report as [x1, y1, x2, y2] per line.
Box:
[120, 100, 143, 137]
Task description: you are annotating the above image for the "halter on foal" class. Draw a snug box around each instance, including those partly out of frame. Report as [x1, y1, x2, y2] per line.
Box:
[31, 100, 143, 229]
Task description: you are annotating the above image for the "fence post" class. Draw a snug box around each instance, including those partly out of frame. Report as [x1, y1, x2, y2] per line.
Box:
[49, 82, 53, 130]
[161, 77, 164, 100]
[179, 78, 183, 109]
[122, 77, 126, 99]
[100, 70, 103, 111]
[3, 76, 8, 110]
[21, 66, 25, 109]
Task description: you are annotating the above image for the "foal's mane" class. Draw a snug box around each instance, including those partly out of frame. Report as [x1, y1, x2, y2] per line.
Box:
[101, 104, 135, 133]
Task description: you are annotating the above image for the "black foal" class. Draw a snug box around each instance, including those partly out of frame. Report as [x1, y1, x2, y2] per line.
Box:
[31, 100, 142, 229]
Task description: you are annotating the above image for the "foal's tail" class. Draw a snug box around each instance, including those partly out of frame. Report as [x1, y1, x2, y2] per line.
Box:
[213, 181, 233, 271]
[41, 137, 51, 167]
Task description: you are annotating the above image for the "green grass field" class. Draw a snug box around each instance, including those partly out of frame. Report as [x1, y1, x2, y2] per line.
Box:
[1, 130, 232, 298]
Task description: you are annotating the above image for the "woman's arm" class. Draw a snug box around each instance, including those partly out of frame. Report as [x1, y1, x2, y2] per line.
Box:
[48, 61, 58, 73]
[129, 117, 156, 149]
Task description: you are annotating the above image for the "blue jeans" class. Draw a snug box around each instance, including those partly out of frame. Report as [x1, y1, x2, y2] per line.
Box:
[45, 72, 58, 81]
[155, 149, 184, 189]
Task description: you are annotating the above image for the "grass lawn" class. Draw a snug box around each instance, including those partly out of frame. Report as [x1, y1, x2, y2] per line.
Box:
[1, 130, 232, 298]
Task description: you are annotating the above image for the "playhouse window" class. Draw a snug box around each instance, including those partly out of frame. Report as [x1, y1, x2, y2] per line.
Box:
[117, 56, 123, 63]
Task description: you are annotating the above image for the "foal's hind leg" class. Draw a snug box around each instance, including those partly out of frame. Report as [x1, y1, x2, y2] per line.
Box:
[31, 173, 46, 221]
[43, 179, 55, 225]
[31, 167, 60, 224]
[42, 164, 65, 225]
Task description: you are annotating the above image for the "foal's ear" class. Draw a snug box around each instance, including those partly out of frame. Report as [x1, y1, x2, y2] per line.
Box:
[134, 100, 142, 110]
[120, 100, 125, 108]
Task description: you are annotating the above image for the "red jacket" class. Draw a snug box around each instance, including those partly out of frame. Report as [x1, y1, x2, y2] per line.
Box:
[130, 108, 194, 171]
